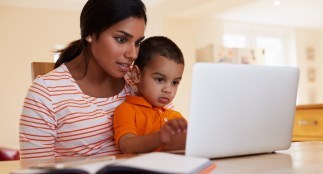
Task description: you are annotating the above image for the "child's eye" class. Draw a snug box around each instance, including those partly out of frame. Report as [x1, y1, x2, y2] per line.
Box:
[155, 77, 164, 83]
[173, 81, 180, 86]
[115, 37, 127, 43]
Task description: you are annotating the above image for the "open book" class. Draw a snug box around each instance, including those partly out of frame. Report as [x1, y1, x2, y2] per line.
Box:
[11, 152, 215, 174]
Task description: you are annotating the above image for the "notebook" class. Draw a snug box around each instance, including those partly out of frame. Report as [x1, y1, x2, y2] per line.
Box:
[11, 152, 216, 174]
[185, 63, 299, 159]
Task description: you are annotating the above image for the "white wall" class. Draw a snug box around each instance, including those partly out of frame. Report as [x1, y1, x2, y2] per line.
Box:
[172, 17, 323, 107]
[0, 5, 79, 148]
[164, 17, 225, 117]
[294, 29, 323, 104]
[319, 32, 323, 102]
[164, 19, 197, 118]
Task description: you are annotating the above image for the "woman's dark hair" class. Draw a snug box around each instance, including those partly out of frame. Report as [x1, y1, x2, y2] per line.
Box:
[134, 36, 184, 70]
[55, 0, 147, 70]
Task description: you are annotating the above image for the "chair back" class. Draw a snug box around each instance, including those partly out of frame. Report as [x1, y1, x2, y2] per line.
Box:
[0, 147, 19, 161]
[31, 62, 55, 80]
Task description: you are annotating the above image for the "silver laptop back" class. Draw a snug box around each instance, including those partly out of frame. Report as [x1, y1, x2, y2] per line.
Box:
[185, 63, 299, 158]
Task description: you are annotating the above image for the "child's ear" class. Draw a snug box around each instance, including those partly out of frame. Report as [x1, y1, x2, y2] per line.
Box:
[124, 65, 141, 92]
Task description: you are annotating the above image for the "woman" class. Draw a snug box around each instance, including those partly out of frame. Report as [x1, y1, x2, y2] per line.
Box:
[19, 0, 147, 159]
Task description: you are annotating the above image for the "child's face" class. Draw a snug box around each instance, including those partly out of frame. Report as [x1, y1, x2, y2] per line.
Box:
[137, 55, 184, 107]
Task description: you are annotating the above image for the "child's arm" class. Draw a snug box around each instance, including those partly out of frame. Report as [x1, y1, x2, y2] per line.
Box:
[119, 118, 187, 154]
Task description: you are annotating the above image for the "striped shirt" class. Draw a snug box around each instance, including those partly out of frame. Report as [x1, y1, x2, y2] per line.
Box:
[19, 64, 132, 159]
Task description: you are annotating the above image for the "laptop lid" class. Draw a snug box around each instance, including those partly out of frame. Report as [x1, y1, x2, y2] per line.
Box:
[185, 63, 299, 158]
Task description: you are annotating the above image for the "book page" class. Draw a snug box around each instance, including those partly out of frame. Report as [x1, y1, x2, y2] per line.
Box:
[112, 152, 214, 174]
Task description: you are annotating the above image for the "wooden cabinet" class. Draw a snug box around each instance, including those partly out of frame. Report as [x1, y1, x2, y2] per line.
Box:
[292, 104, 323, 141]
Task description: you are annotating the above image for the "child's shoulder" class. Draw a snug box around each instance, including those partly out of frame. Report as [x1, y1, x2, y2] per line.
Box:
[115, 99, 138, 114]
[165, 108, 184, 119]
[116, 101, 132, 110]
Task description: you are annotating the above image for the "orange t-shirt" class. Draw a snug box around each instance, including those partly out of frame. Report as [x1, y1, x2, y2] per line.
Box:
[113, 95, 184, 147]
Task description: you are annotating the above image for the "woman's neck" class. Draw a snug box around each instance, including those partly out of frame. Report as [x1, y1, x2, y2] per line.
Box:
[66, 53, 125, 98]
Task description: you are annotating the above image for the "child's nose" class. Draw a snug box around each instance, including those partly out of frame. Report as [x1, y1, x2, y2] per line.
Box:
[162, 84, 172, 93]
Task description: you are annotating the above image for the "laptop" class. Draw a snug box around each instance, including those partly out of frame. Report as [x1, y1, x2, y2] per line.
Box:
[185, 63, 299, 159]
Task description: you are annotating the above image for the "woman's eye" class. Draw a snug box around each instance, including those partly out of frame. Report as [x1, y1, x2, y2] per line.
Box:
[115, 37, 127, 43]
[135, 40, 142, 47]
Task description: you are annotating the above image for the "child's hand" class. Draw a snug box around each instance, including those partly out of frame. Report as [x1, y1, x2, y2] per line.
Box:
[124, 65, 140, 93]
[160, 118, 187, 144]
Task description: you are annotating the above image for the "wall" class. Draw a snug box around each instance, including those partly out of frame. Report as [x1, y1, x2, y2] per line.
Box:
[0, 5, 79, 148]
[164, 19, 196, 118]
[164, 17, 224, 117]
[148, 16, 225, 118]
[319, 32, 323, 101]
[294, 29, 323, 104]
[180, 18, 323, 106]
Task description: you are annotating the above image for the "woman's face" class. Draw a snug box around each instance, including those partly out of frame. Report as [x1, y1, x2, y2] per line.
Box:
[89, 17, 146, 78]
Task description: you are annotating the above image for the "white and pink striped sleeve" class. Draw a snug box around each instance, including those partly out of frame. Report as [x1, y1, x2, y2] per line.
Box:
[19, 78, 57, 159]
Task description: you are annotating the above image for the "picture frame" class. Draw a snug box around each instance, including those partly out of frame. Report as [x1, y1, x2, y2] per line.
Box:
[308, 88, 317, 103]
[306, 46, 315, 61]
[307, 67, 316, 82]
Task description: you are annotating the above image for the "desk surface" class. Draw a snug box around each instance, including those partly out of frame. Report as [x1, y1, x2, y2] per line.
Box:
[213, 141, 323, 173]
[2, 141, 323, 174]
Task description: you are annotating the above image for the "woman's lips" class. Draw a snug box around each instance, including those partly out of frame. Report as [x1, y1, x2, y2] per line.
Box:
[118, 62, 131, 72]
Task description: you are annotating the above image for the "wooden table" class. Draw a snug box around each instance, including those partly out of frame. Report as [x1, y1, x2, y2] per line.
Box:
[212, 141, 323, 173]
[1, 141, 323, 174]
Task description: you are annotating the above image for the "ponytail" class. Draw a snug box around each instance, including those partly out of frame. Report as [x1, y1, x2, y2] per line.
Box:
[54, 39, 84, 68]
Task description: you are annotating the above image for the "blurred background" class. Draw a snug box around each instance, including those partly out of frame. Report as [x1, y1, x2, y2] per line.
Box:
[0, 0, 322, 148]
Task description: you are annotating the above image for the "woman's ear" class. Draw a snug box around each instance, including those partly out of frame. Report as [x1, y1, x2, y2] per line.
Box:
[85, 35, 92, 43]
[124, 65, 141, 92]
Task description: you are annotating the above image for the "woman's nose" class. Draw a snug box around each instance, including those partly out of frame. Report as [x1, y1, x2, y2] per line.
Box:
[125, 44, 138, 60]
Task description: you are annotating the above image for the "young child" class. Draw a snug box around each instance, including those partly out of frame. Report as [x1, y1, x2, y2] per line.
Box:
[113, 36, 187, 154]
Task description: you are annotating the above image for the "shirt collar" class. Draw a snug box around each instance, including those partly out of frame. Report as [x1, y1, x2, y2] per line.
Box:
[125, 95, 167, 111]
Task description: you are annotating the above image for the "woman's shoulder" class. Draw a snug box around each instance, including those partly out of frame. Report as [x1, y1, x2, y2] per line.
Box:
[32, 64, 73, 85]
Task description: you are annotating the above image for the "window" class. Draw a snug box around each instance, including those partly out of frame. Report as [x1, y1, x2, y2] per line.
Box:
[223, 34, 247, 48]
[222, 23, 296, 66]
[256, 37, 283, 66]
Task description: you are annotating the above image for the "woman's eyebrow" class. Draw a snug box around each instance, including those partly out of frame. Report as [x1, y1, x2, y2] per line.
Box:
[117, 30, 133, 38]
[117, 30, 145, 42]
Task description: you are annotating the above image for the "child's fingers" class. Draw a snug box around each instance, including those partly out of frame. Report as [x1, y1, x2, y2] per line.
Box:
[160, 119, 187, 143]
[160, 124, 176, 143]
[176, 118, 187, 132]
[162, 123, 176, 136]
[165, 123, 176, 135]
[165, 119, 179, 133]
[166, 119, 185, 133]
